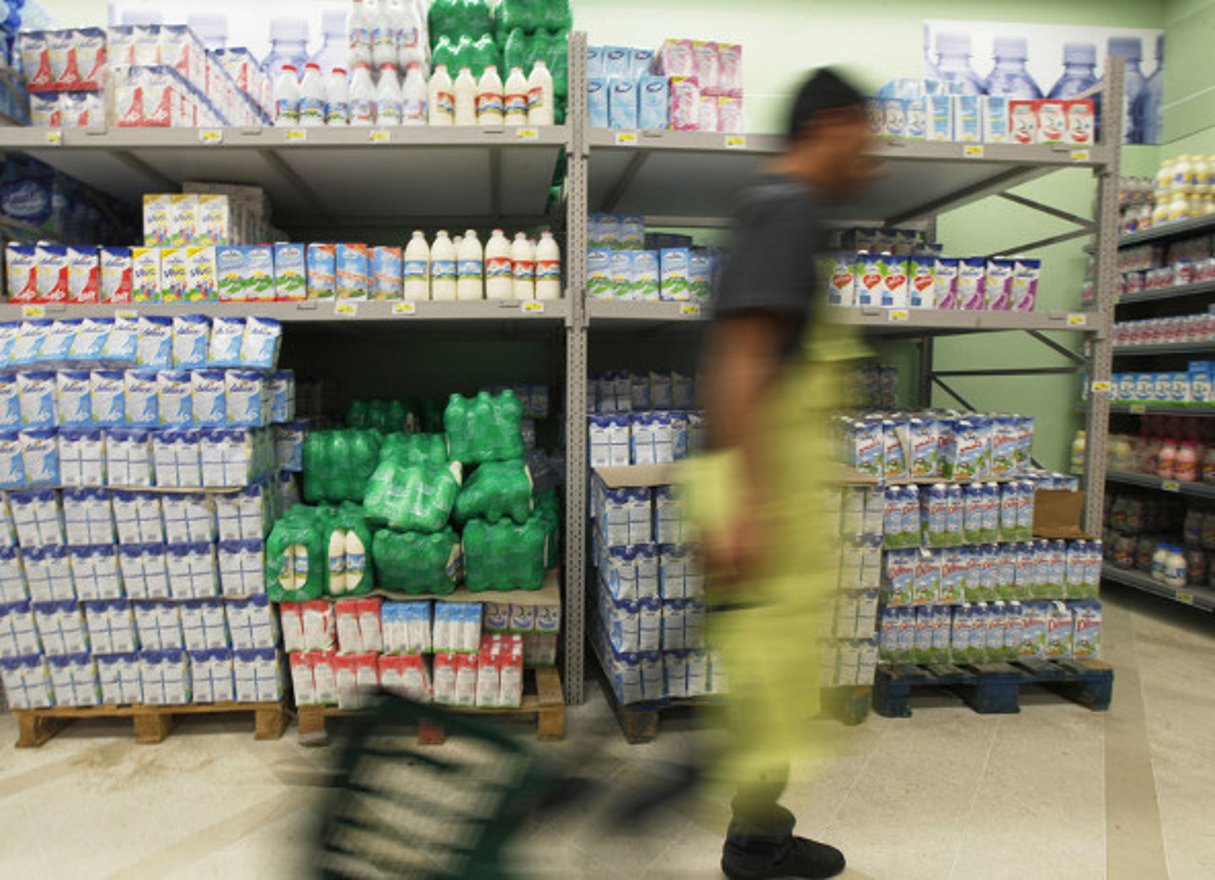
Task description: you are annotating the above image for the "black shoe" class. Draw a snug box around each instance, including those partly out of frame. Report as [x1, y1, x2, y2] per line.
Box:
[721, 835, 846, 880]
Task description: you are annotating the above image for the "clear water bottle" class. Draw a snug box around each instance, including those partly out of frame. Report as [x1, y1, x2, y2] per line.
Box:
[934, 32, 985, 95]
[187, 13, 229, 51]
[1134, 33, 1164, 145]
[264, 17, 310, 79]
[1048, 42, 1098, 98]
[310, 9, 349, 74]
[984, 36, 1042, 98]
[120, 10, 163, 24]
[1107, 36, 1147, 145]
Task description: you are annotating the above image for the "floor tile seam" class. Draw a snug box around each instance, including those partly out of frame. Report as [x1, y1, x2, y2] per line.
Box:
[944, 717, 1001, 880]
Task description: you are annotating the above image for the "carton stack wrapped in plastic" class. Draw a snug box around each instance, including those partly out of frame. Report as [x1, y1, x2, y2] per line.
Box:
[0, 313, 299, 711]
[588, 39, 743, 133]
[587, 370, 701, 467]
[586, 214, 719, 304]
[267, 389, 562, 710]
[0, 155, 136, 246]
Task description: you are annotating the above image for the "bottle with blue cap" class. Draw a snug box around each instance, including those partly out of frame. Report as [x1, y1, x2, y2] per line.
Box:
[934, 32, 985, 95]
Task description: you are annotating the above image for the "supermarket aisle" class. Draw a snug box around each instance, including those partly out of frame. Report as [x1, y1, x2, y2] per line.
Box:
[0, 588, 1212, 880]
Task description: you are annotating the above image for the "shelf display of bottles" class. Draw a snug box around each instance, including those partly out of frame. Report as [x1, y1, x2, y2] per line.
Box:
[1103, 415, 1215, 484]
[1117, 154, 1215, 235]
[1095, 230, 1215, 303]
[1104, 488, 1215, 592]
[1113, 315, 1215, 348]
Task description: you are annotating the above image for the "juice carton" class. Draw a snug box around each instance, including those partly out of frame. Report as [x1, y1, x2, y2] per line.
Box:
[827, 252, 856, 306]
[957, 257, 986, 310]
[142, 194, 172, 246]
[670, 76, 700, 131]
[905, 97, 926, 141]
[216, 245, 246, 301]
[659, 248, 690, 301]
[609, 78, 638, 130]
[336, 244, 369, 300]
[855, 252, 883, 306]
[185, 246, 217, 301]
[953, 95, 980, 142]
[1012, 258, 1041, 311]
[307, 244, 336, 300]
[587, 247, 613, 299]
[985, 258, 1014, 310]
[169, 194, 199, 246]
[243, 246, 276, 301]
[99, 247, 133, 304]
[879, 255, 909, 308]
[1009, 100, 1038, 144]
[274, 243, 306, 301]
[982, 96, 1008, 143]
[638, 75, 669, 130]
[1037, 99, 1067, 144]
[5, 244, 39, 303]
[371, 246, 403, 301]
[159, 247, 188, 302]
[928, 94, 953, 141]
[632, 250, 660, 301]
[199, 195, 230, 245]
[1067, 99, 1094, 145]
[908, 254, 935, 308]
[611, 250, 634, 300]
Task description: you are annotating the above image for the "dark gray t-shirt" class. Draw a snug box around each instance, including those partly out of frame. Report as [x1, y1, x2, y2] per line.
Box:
[711, 175, 826, 360]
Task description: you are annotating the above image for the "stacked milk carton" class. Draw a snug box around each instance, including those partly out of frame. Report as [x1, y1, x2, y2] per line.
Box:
[1110, 362, 1215, 407]
[587, 370, 701, 467]
[825, 485, 885, 687]
[587, 214, 718, 303]
[0, 313, 301, 710]
[588, 40, 743, 133]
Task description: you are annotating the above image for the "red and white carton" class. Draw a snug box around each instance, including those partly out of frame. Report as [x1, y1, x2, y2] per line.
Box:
[1036, 99, 1068, 144]
[656, 38, 695, 77]
[67, 246, 100, 304]
[99, 247, 134, 304]
[453, 653, 479, 707]
[692, 41, 721, 94]
[279, 602, 305, 652]
[717, 43, 743, 98]
[301, 599, 335, 651]
[6, 245, 40, 303]
[378, 653, 431, 702]
[289, 651, 317, 705]
[358, 597, 383, 653]
[36, 244, 70, 303]
[1066, 99, 1095, 145]
[1008, 100, 1039, 145]
[432, 652, 458, 704]
[476, 636, 501, 708]
[670, 76, 701, 132]
[334, 598, 362, 653]
[311, 650, 338, 704]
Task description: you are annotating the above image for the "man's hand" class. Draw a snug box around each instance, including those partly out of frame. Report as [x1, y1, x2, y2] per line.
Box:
[703, 501, 767, 587]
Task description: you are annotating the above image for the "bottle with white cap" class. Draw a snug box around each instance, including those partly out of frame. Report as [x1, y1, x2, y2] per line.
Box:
[348, 0, 373, 68]
[401, 63, 427, 125]
[510, 232, 535, 300]
[374, 63, 403, 125]
[428, 64, 454, 125]
[273, 64, 301, 126]
[456, 229, 484, 300]
[476, 66, 504, 126]
[298, 62, 326, 126]
[527, 60, 554, 126]
[372, 0, 398, 71]
[535, 231, 561, 300]
[349, 63, 376, 126]
[454, 67, 477, 125]
[485, 229, 513, 299]
[396, 0, 426, 69]
[430, 230, 457, 301]
[403, 230, 430, 300]
[504, 66, 529, 126]
[325, 67, 350, 126]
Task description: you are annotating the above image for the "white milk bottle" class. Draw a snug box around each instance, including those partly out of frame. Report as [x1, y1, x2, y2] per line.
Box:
[477, 66, 504, 126]
[511, 232, 535, 299]
[527, 60, 554, 126]
[403, 230, 430, 300]
[273, 65, 300, 125]
[349, 63, 376, 126]
[428, 64, 454, 125]
[454, 67, 477, 125]
[374, 64, 403, 125]
[535, 231, 561, 299]
[430, 230, 457, 301]
[457, 229, 484, 300]
[298, 62, 326, 126]
[504, 66, 529, 125]
[396, 0, 426, 69]
[485, 229, 513, 299]
[401, 62, 427, 125]
[371, 0, 398, 71]
[348, 0, 373, 68]
[325, 67, 350, 125]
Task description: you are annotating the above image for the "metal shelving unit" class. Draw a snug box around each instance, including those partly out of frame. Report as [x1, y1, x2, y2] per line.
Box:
[1107, 470, 1215, 499]
[1101, 563, 1215, 612]
[1118, 279, 1215, 306]
[1113, 342, 1215, 357]
[1107, 403, 1215, 416]
[1116, 213, 1215, 248]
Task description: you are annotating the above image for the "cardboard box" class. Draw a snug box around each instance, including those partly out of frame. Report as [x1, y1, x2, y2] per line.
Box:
[1032, 490, 1088, 539]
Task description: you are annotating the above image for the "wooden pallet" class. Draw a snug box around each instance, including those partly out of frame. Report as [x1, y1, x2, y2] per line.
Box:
[297, 665, 566, 747]
[13, 700, 288, 748]
[873, 658, 1115, 718]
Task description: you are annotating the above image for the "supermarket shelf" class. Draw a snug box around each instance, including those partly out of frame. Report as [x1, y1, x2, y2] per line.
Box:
[587, 128, 1112, 223]
[1116, 214, 1215, 249]
[1112, 342, 1215, 357]
[0, 298, 570, 325]
[1118, 279, 1215, 306]
[1107, 403, 1215, 416]
[1106, 469, 1215, 499]
[586, 299, 707, 328]
[0, 125, 569, 225]
[1101, 562, 1215, 612]
[372, 572, 562, 607]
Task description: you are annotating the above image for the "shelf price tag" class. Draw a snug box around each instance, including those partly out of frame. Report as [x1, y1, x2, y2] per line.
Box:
[615, 130, 638, 146]
[199, 128, 224, 145]
[284, 129, 307, 143]
[335, 302, 359, 317]
[516, 128, 539, 141]
[369, 130, 391, 144]
[887, 309, 910, 323]
[1129, 403, 1147, 414]
[115, 309, 139, 320]
[1177, 591, 1195, 605]
[1066, 313, 1087, 327]
[1162, 479, 1181, 493]
[521, 301, 545, 314]
[392, 302, 417, 316]
[724, 135, 747, 150]
[679, 303, 702, 318]
[45, 129, 63, 146]
[1070, 149, 1091, 162]
[21, 305, 44, 319]
[963, 144, 984, 158]
[1090, 380, 1112, 395]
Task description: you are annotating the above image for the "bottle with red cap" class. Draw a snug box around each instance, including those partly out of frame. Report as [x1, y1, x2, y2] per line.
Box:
[273, 64, 300, 126]
[298, 62, 326, 127]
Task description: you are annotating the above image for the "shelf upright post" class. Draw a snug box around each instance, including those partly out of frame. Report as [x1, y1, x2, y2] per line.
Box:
[563, 30, 590, 703]
[1083, 57, 1124, 536]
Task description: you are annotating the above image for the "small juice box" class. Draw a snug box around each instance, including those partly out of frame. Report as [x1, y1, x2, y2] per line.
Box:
[982, 95, 1008, 143]
[1009, 100, 1038, 144]
[274, 243, 306, 301]
[1067, 99, 1094, 145]
[905, 97, 926, 141]
[1037, 99, 1067, 144]
[928, 94, 953, 141]
[953, 95, 980, 142]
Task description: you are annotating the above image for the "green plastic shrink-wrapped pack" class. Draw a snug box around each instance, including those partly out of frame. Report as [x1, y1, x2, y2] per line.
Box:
[372, 527, 461, 595]
[463, 515, 547, 591]
[444, 390, 524, 464]
[454, 459, 534, 524]
[323, 503, 375, 596]
[364, 461, 464, 533]
[266, 506, 327, 602]
[302, 429, 383, 504]
[535, 488, 561, 569]
[379, 432, 449, 467]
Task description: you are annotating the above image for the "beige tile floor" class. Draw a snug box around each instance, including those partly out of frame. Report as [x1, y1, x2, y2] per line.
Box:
[0, 583, 1212, 880]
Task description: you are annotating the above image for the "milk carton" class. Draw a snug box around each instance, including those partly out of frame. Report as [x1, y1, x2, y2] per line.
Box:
[185, 246, 217, 301]
[1067, 99, 1094, 145]
[169, 194, 200, 246]
[908, 254, 935, 308]
[953, 95, 980, 142]
[603, 46, 631, 79]
[191, 370, 227, 426]
[216, 245, 246, 301]
[638, 76, 669, 130]
[608, 250, 634, 301]
[1009, 100, 1038, 144]
[157, 371, 194, 427]
[982, 96, 1008, 143]
[587, 248, 613, 299]
[928, 94, 953, 141]
[66, 246, 100, 304]
[587, 77, 608, 128]
[688, 251, 713, 302]
[5, 245, 39, 303]
[199, 194, 231, 245]
[306, 244, 336, 300]
[1037, 99, 1067, 144]
[882, 98, 906, 138]
[1012, 258, 1041, 311]
[159, 247, 188, 302]
[336, 244, 369, 300]
[36, 244, 70, 303]
[931, 257, 958, 310]
[132, 248, 162, 302]
[958, 258, 986, 310]
[825, 253, 856, 306]
[244, 246, 276, 302]
[274, 243, 306, 301]
[669, 76, 700, 131]
[855, 252, 883, 307]
[99, 247, 133, 303]
[879, 255, 909, 308]
[985, 258, 1014, 310]
[659, 249, 690, 301]
[371, 246, 403, 300]
[905, 98, 926, 141]
[632, 250, 660, 301]
[143, 194, 172, 246]
[609, 78, 638, 130]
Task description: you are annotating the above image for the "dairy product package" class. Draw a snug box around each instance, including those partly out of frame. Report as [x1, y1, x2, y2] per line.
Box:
[985, 258, 1014, 310]
[603, 46, 632, 79]
[609, 250, 634, 300]
[908, 254, 935, 308]
[143, 194, 172, 246]
[879, 255, 909, 308]
[336, 244, 369, 300]
[1037, 99, 1067, 144]
[928, 94, 953, 141]
[982, 96, 1008, 143]
[56, 371, 92, 427]
[169, 195, 199, 247]
[157, 371, 193, 427]
[1009, 100, 1038, 145]
[129, 247, 160, 303]
[307, 244, 336, 300]
[907, 417, 940, 478]
[208, 316, 245, 367]
[660, 248, 690, 301]
[190, 370, 226, 426]
[688, 250, 713, 302]
[954, 95, 980, 142]
[587, 247, 613, 299]
[905, 97, 926, 141]
[199, 195, 231, 245]
[638, 76, 669, 130]
[5, 245, 39, 303]
[609, 79, 638, 130]
[957, 257, 986, 310]
[241, 317, 282, 370]
[657, 39, 695, 77]
[718, 96, 744, 134]
[97, 247, 133, 304]
[882, 98, 906, 139]
[632, 250, 660, 301]
[274, 243, 306, 301]
[1067, 99, 1094, 145]
[697, 95, 719, 134]
[1011, 258, 1041, 311]
[371, 246, 403, 301]
[827, 253, 856, 306]
[587, 77, 608, 128]
[36, 244, 70, 303]
[855, 252, 883, 307]
[159, 247, 188, 302]
[171, 314, 210, 368]
[670, 76, 700, 131]
[65, 246, 100, 304]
